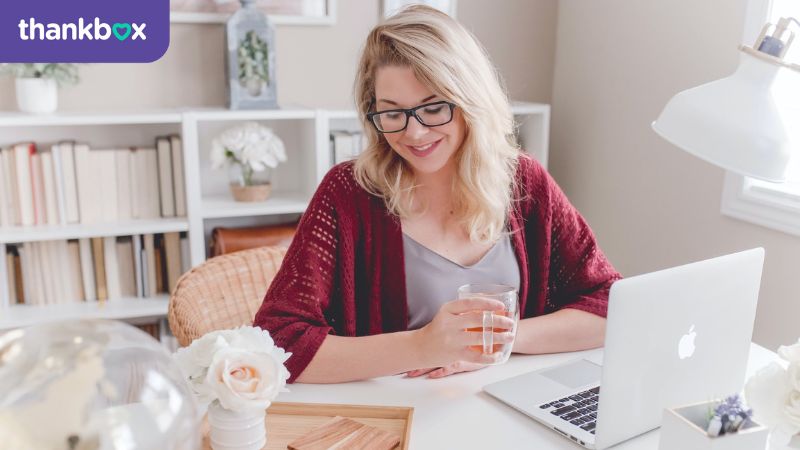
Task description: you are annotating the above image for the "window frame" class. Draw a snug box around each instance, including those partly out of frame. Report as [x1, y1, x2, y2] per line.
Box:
[720, 0, 800, 237]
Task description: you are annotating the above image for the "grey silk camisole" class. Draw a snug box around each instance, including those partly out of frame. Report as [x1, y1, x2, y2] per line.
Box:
[403, 233, 521, 330]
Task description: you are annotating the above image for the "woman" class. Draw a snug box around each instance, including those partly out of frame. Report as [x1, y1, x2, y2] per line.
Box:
[254, 5, 620, 383]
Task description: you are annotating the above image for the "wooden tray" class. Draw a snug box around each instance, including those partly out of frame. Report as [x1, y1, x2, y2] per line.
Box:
[202, 402, 414, 450]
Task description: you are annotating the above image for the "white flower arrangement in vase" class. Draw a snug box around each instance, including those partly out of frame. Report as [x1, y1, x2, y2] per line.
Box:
[745, 338, 800, 447]
[173, 326, 291, 450]
[210, 122, 287, 202]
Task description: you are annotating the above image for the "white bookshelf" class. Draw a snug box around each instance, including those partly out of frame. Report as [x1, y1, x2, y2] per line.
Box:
[0, 102, 549, 330]
[201, 193, 309, 219]
[0, 218, 189, 244]
[0, 296, 169, 330]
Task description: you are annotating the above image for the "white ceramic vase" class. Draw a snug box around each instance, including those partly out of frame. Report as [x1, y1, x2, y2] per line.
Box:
[207, 401, 266, 450]
[15, 78, 58, 114]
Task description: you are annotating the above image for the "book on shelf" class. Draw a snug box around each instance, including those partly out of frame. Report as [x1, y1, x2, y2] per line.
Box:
[143, 234, 157, 297]
[91, 237, 108, 301]
[133, 146, 161, 220]
[170, 135, 187, 217]
[54, 141, 80, 224]
[67, 240, 84, 302]
[330, 130, 366, 165]
[40, 151, 59, 226]
[97, 150, 119, 223]
[156, 136, 175, 218]
[13, 142, 35, 226]
[117, 237, 137, 298]
[3, 232, 189, 306]
[78, 238, 96, 302]
[30, 152, 46, 226]
[115, 149, 133, 221]
[0, 135, 186, 229]
[103, 236, 121, 300]
[164, 232, 182, 294]
[0, 146, 20, 227]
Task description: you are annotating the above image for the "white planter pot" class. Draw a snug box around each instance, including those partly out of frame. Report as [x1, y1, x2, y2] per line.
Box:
[15, 78, 58, 114]
[658, 401, 769, 450]
[207, 401, 266, 450]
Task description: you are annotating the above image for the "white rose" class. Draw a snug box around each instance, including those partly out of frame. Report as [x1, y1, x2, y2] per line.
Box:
[779, 340, 800, 364]
[173, 327, 291, 408]
[787, 390, 800, 428]
[790, 362, 800, 392]
[745, 362, 800, 437]
[206, 348, 290, 412]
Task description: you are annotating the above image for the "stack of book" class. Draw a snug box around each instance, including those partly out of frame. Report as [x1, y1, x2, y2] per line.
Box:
[330, 130, 366, 165]
[0, 135, 186, 227]
[4, 232, 189, 305]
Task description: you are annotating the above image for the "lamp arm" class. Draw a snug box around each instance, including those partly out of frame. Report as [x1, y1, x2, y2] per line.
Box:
[755, 16, 798, 58]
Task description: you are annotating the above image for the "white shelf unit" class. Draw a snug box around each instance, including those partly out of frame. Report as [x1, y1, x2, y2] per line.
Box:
[0, 296, 170, 330]
[0, 102, 549, 330]
[0, 111, 185, 330]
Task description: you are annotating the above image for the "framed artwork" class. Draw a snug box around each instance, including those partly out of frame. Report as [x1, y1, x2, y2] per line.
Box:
[170, 0, 336, 25]
[382, 0, 456, 19]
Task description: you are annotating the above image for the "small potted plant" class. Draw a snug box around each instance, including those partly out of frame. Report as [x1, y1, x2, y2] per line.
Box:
[0, 64, 80, 114]
[658, 394, 768, 450]
[173, 326, 291, 450]
[238, 30, 270, 97]
[210, 121, 287, 202]
[745, 338, 800, 448]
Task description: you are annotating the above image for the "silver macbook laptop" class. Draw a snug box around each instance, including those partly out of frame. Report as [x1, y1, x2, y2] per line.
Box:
[483, 248, 764, 449]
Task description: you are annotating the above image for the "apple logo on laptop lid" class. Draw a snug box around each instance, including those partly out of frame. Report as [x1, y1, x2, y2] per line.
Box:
[678, 325, 697, 359]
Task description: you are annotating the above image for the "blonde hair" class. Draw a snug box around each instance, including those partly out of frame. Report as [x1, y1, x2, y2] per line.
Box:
[353, 5, 520, 244]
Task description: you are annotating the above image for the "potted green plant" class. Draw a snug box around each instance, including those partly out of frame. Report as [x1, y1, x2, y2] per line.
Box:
[0, 64, 80, 114]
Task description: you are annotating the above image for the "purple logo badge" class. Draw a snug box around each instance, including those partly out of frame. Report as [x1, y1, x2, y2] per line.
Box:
[0, 0, 169, 62]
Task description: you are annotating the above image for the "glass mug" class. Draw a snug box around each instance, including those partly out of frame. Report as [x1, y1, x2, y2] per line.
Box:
[457, 283, 519, 365]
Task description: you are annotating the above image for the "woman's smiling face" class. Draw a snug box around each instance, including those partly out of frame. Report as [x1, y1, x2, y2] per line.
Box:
[373, 65, 466, 178]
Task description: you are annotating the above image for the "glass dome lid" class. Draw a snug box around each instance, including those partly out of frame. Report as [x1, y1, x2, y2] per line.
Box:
[0, 319, 199, 450]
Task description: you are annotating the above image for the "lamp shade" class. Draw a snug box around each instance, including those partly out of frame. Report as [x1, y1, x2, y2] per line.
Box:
[652, 48, 800, 182]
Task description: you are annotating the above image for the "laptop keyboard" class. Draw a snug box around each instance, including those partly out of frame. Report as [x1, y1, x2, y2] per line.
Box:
[538, 386, 600, 434]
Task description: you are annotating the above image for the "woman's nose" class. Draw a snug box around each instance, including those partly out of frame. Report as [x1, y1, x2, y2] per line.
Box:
[404, 114, 429, 139]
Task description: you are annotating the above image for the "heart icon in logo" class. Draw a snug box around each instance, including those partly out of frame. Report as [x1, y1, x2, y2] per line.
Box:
[112, 23, 132, 41]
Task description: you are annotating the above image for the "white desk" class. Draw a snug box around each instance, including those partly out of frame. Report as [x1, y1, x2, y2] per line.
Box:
[276, 343, 779, 449]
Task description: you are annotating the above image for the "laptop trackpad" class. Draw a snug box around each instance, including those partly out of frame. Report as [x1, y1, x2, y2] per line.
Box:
[540, 359, 602, 389]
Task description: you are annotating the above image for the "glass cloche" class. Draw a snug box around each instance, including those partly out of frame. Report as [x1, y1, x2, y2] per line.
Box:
[0, 319, 199, 450]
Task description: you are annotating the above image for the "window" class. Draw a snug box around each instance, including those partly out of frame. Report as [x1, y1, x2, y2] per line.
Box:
[721, 0, 800, 236]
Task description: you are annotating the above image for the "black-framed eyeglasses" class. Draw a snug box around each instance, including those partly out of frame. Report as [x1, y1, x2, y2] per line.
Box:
[366, 100, 457, 133]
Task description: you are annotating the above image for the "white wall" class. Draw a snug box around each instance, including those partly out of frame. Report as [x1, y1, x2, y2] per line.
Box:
[0, 0, 557, 110]
[550, 0, 800, 349]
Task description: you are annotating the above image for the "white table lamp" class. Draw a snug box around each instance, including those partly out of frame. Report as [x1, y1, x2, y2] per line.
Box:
[652, 17, 800, 183]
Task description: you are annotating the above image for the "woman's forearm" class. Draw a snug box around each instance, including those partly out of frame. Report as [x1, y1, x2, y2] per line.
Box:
[295, 330, 426, 383]
[512, 308, 606, 354]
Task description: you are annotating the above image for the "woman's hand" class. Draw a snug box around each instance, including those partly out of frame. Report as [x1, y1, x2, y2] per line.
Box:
[413, 297, 515, 369]
[405, 361, 488, 379]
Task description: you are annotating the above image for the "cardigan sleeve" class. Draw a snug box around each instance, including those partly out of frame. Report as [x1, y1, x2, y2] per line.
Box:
[528, 158, 622, 317]
[253, 166, 348, 382]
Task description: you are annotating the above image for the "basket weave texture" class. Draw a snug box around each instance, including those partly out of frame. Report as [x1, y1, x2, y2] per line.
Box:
[168, 245, 287, 347]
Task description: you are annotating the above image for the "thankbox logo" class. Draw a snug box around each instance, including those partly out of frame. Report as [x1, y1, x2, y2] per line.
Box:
[1, 0, 168, 63]
[18, 18, 147, 42]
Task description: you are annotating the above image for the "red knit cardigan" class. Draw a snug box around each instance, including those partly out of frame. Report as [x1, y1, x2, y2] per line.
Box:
[254, 155, 621, 382]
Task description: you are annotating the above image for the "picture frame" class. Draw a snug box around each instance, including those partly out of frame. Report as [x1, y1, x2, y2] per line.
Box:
[382, 0, 456, 19]
[170, 0, 336, 25]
